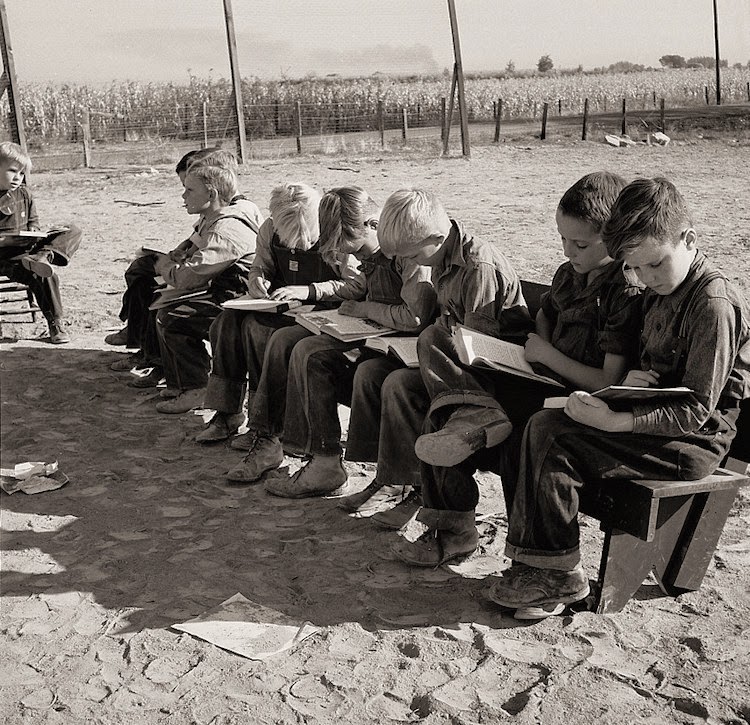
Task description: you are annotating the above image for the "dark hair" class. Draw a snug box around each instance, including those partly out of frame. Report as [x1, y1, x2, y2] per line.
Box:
[602, 177, 692, 259]
[558, 171, 629, 233]
[174, 147, 230, 175]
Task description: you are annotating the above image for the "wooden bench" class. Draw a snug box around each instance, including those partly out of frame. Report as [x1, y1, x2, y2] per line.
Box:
[520, 279, 750, 613]
[0, 275, 40, 323]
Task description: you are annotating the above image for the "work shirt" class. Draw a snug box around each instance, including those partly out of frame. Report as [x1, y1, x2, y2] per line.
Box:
[633, 251, 750, 436]
[432, 219, 531, 340]
[0, 186, 39, 232]
[538, 260, 643, 381]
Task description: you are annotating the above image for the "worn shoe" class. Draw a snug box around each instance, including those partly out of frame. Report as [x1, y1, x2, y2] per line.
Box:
[158, 387, 180, 399]
[21, 251, 54, 278]
[195, 412, 246, 443]
[47, 318, 70, 344]
[415, 405, 512, 467]
[230, 430, 256, 450]
[128, 366, 165, 388]
[392, 531, 441, 567]
[104, 326, 129, 346]
[337, 479, 386, 513]
[265, 455, 347, 498]
[226, 433, 284, 483]
[155, 387, 205, 414]
[487, 564, 590, 613]
[371, 489, 422, 529]
[111, 352, 145, 372]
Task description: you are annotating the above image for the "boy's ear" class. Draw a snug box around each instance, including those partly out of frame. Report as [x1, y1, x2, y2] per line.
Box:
[683, 228, 697, 249]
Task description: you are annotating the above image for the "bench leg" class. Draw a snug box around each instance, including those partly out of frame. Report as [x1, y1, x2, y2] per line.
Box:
[594, 529, 655, 613]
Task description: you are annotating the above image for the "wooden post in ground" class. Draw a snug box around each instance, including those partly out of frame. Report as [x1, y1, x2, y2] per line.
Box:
[540, 102, 549, 140]
[401, 107, 408, 140]
[442, 64, 457, 155]
[705, 86, 710, 105]
[222, 0, 246, 162]
[582, 98, 589, 141]
[0, 0, 26, 150]
[202, 101, 208, 148]
[621, 98, 627, 135]
[81, 109, 92, 167]
[747, 81, 750, 102]
[295, 101, 302, 154]
[377, 100, 385, 148]
[660, 98, 665, 132]
[440, 96, 446, 141]
[493, 98, 502, 142]
[446, 0, 470, 157]
[274, 99, 280, 135]
[713, 0, 721, 105]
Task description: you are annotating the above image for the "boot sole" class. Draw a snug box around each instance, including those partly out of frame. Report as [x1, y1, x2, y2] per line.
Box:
[487, 583, 590, 610]
[415, 421, 512, 467]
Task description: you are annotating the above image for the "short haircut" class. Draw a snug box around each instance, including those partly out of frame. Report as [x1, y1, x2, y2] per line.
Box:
[558, 171, 628, 232]
[377, 188, 450, 257]
[175, 147, 237, 175]
[268, 182, 322, 250]
[186, 164, 238, 206]
[318, 186, 379, 264]
[602, 177, 693, 259]
[0, 141, 32, 174]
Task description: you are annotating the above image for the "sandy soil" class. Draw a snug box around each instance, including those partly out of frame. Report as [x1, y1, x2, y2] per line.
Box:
[1, 139, 750, 725]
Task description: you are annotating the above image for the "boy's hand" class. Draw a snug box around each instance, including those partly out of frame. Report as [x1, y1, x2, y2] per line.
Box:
[337, 300, 368, 318]
[621, 369, 660, 387]
[524, 333, 554, 364]
[153, 254, 173, 276]
[168, 249, 187, 263]
[268, 285, 309, 302]
[245, 275, 270, 299]
[564, 391, 634, 432]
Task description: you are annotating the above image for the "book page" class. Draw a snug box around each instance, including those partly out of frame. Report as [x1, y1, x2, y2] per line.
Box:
[456, 326, 534, 373]
[221, 296, 301, 312]
[593, 385, 693, 401]
[384, 337, 419, 367]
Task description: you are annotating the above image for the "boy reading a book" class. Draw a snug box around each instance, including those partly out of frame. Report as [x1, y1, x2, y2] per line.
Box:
[0, 142, 82, 344]
[250, 186, 437, 496]
[490, 177, 750, 618]
[394, 172, 644, 568]
[334, 188, 532, 524]
[197, 182, 361, 442]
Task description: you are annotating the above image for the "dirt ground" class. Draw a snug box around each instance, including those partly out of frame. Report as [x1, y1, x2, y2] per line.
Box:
[2, 138, 750, 725]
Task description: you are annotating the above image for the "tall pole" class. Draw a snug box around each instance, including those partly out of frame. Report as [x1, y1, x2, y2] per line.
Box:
[446, 0, 470, 157]
[713, 0, 721, 105]
[0, 0, 26, 149]
[222, 0, 247, 162]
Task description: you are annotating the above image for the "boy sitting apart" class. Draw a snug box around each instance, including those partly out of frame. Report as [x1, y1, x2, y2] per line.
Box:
[198, 182, 361, 442]
[490, 177, 750, 618]
[259, 186, 437, 497]
[151, 162, 260, 413]
[398, 172, 643, 569]
[0, 142, 82, 344]
[338, 189, 532, 527]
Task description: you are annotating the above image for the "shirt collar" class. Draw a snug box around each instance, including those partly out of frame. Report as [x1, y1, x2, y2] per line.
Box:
[664, 250, 708, 313]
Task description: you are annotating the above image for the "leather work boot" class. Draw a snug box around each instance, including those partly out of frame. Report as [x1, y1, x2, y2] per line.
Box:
[265, 455, 347, 498]
[104, 326, 129, 346]
[155, 387, 205, 413]
[47, 318, 70, 344]
[371, 488, 421, 529]
[226, 433, 284, 484]
[21, 251, 54, 278]
[195, 412, 246, 443]
[415, 405, 512, 467]
[391, 508, 478, 567]
[110, 352, 145, 371]
[487, 564, 590, 614]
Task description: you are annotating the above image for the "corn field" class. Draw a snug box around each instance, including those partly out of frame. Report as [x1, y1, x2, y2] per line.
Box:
[5, 68, 750, 157]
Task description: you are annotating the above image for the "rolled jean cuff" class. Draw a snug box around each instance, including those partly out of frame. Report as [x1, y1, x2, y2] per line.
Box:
[204, 375, 246, 414]
[428, 390, 505, 417]
[504, 542, 580, 571]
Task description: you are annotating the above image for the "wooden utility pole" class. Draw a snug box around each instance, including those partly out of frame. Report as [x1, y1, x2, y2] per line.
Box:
[0, 0, 26, 149]
[713, 0, 721, 105]
[446, 0, 470, 157]
[222, 0, 247, 162]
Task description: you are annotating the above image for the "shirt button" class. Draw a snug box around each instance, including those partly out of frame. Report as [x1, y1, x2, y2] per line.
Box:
[656, 323, 662, 331]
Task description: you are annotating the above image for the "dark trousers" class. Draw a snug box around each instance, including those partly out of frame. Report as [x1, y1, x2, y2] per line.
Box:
[204, 310, 300, 414]
[156, 299, 223, 391]
[119, 255, 160, 350]
[416, 324, 560, 514]
[0, 224, 82, 319]
[505, 407, 739, 571]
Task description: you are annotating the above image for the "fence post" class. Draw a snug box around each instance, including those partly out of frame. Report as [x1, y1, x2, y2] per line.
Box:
[274, 99, 280, 135]
[81, 108, 92, 168]
[653, 90, 657, 107]
[558, 98, 562, 115]
[621, 98, 627, 135]
[493, 98, 502, 142]
[295, 100, 302, 154]
[377, 100, 385, 148]
[440, 96, 446, 141]
[202, 101, 208, 148]
[746, 81, 750, 102]
[401, 107, 408, 140]
[660, 98, 665, 133]
[540, 102, 548, 140]
[582, 98, 589, 141]
[416, 102, 421, 127]
[705, 86, 710, 105]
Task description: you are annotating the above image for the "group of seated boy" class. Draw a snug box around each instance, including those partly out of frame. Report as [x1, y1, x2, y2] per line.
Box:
[12, 140, 747, 620]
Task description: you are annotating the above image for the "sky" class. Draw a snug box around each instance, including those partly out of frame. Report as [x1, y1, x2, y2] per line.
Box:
[6, 0, 750, 84]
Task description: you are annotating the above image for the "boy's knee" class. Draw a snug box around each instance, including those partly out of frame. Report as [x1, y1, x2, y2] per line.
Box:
[416, 323, 450, 356]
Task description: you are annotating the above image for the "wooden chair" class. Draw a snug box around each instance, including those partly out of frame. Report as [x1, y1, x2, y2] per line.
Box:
[0, 274, 41, 323]
[520, 279, 750, 613]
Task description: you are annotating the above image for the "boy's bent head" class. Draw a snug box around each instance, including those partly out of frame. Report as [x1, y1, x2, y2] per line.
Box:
[318, 186, 380, 264]
[0, 142, 31, 191]
[182, 165, 238, 214]
[603, 177, 696, 295]
[377, 189, 452, 265]
[269, 182, 322, 250]
[175, 147, 237, 181]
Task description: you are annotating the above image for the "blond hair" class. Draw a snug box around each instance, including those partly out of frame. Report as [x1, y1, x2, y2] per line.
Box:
[268, 183, 321, 250]
[0, 141, 32, 175]
[186, 165, 238, 206]
[377, 188, 450, 257]
[318, 186, 379, 265]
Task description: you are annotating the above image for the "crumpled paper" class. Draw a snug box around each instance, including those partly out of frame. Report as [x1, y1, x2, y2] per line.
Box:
[0, 461, 69, 495]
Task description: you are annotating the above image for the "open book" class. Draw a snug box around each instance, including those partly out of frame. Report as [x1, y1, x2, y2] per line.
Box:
[364, 336, 419, 368]
[148, 287, 212, 310]
[295, 309, 396, 342]
[0, 227, 69, 248]
[544, 385, 694, 408]
[452, 324, 563, 387]
[221, 296, 303, 313]
[141, 245, 171, 255]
